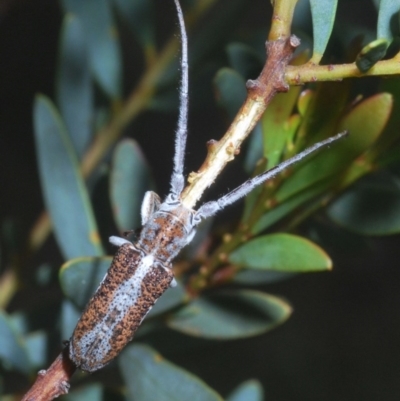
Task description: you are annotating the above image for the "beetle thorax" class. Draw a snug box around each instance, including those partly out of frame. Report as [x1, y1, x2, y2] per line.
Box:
[137, 200, 197, 264]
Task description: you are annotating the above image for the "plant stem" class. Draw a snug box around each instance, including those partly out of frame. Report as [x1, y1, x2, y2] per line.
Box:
[181, 36, 300, 208]
[269, 0, 298, 41]
[286, 56, 400, 85]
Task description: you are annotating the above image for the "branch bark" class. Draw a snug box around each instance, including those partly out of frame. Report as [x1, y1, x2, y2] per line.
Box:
[21, 346, 76, 401]
[181, 36, 300, 208]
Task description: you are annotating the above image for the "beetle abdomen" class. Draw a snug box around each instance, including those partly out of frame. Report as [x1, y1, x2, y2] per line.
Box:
[69, 243, 173, 372]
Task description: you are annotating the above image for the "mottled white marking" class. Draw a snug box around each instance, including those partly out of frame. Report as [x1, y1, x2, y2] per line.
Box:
[78, 254, 155, 358]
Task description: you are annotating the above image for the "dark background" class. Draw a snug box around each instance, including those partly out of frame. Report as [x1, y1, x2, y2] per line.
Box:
[1, 0, 400, 400]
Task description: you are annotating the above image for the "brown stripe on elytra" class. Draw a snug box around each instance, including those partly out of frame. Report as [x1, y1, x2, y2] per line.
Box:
[71, 244, 141, 343]
[100, 264, 173, 367]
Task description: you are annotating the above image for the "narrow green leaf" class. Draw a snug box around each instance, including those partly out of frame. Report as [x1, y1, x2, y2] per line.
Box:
[262, 87, 302, 169]
[33, 95, 104, 259]
[244, 123, 263, 174]
[328, 172, 400, 235]
[227, 380, 264, 401]
[297, 89, 315, 117]
[356, 39, 389, 72]
[310, 0, 338, 60]
[214, 68, 247, 119]
[377, 0, 400, 41]
[277, 93, 393, 202]
[252, 179, 332, 234]
[59, 256, 112, 309]
[112, 0, 155, 49]
[56, 15, 93, 159]
[0, 311, 31, 374]
[376, 78, 400, 160]
[34, 95, 103, 259]
[167, 290, 292, 339]
[61, 0, 122, 98]
[243, 86, 302, 221]
[64, 383, 103, 401]
[229, 234, 331, 272]
[120, 344, 224, 401]
[110, 139, 154, 232]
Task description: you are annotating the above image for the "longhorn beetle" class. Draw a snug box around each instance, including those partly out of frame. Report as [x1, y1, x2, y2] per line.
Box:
[69, 0, 347, 372]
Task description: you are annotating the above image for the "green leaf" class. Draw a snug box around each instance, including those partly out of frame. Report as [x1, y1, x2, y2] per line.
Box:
[227, 380, 264, 401]
[233, 269, 295, 285]
[214, 68, 247, 119]
[277, 93, 393, 202]
[33, 95, 104, 259]
[112, 0, 155, 49]
[61, 0, 122, 98]
[356, 39, 389, 72]
[327, 172, 400, 235]
[56, 15, 93, 159]
[297, 89, 315, 117]
[59, 256, 112, 309]
[167, 290, 292, 339]
[376, 78, 400, 161]
[120, 344, 224, 401]
[251, 179, 332, 234]
[310, 0, 338, 60]
[64, 383, 103, 401]
[110, 139, 154, 232]
[262, 87, 302, 169]
[229, 233, 331, 272]
[377, 0, 400, 41]
[244, 123, 263, 174]
[0, 311, 31, 374]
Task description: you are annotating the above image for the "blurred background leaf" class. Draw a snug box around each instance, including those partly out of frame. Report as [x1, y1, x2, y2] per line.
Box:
[227, 380, 264, 401]
[64, 383, 103, 401]
[309, 0, 338, 61]
[0, 312, 31, 375]
[33, 95, 104, 259]
[327, 171, 400, 235]
[56, 14, 93, 159]
[119, 344, 224, 401]
[60, 0, 122, 99]
[110, 139, 154, 232]
[112, 0, 155, 54]
[59, 256, 112, 309]
[167, 290, 292, 339]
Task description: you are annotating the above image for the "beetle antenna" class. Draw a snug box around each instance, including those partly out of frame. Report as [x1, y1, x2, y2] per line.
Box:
[170, 0, 189, 196]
